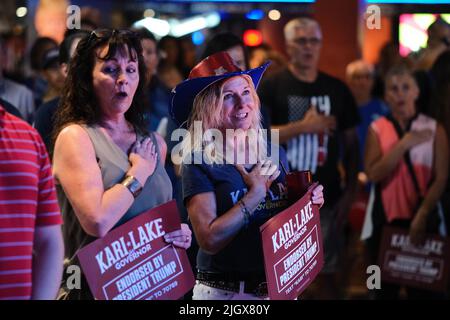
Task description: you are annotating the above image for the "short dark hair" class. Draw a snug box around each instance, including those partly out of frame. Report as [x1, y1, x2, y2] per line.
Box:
[30, 37, 58, 71]
[133, 28, 157, 43]
[201, 32, 249, 68]
[59, 30, 90, 65]
[54, 29, 148, 145]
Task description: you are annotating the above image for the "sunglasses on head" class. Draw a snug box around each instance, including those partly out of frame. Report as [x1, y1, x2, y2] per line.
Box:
[89, 29, 137, 41]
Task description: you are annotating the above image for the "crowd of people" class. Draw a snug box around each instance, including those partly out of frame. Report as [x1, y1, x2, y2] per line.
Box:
[0, 13, 449, 300]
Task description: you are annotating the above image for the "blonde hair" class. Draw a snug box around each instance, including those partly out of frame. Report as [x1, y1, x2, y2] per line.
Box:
[384, 64, 417, 87]
[346, 60, 374, 79]
[184, 75, 268, 164]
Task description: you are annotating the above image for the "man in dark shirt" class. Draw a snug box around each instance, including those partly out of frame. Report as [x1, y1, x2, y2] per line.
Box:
[258, 17, 360, 299]
[33, 30, 88, 153]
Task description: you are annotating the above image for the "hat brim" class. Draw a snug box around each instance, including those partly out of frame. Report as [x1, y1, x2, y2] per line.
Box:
[170, 61, 270, 127]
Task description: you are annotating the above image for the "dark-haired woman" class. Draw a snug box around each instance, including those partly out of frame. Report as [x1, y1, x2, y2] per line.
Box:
[52, 29, 192, 299]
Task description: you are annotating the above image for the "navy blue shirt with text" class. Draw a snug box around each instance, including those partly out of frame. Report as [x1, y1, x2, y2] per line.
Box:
[182, 146, 290, 276]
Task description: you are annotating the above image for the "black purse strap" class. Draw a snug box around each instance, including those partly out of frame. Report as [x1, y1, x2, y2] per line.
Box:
[385, 114, 422, 198]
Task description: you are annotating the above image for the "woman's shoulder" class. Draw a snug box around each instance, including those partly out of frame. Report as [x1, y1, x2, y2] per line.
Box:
[369, 115, 390, 132]
[53, 123, 98, 157]
[53, 123, 97, 172]
[56, 123, 90, 141]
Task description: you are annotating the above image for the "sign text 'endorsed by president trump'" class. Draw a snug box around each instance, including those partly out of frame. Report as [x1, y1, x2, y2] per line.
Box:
[77, 200, 195, 300]
[260, 186, 323, 300]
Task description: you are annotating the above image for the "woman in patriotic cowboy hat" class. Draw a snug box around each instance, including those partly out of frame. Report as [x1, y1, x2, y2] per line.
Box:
[171, 51, 324, 300]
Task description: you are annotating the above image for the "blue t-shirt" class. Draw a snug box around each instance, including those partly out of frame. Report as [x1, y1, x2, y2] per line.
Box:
[357, 98, 389, 169]
[182, 146, 290, 276]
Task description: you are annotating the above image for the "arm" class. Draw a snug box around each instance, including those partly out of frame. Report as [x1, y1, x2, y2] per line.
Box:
[185, 162, 279, 255]
[418, 125, 449, 216]
[273, 121, 312, 144]
[410, 124, 449, 244]
[273, 107, 337, 144]
[258, 79, 334, 143]
[53, 125, 153, 237]
[186, 188, 266, 255]
[188, 171, 326, 255]
[365, 127, 408, 183]
[365, 127, 434, 183]
[31, 225, 64, 300]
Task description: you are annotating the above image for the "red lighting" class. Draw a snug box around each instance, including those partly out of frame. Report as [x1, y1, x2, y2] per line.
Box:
[243, 30, 263, 47]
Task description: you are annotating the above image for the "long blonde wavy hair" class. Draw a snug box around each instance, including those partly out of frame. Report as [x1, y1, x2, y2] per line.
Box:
[184, 74, 268, 164]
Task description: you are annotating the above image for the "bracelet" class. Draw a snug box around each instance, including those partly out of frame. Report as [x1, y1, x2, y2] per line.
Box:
[238, 199, 251, 229]
[120, 175, 143, 198]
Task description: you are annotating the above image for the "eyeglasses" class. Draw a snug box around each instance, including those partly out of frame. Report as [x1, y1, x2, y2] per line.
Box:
[292, 37, 322, 47]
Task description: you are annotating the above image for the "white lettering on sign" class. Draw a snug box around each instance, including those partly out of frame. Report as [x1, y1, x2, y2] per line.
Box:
[391, 234, 444, 255]
[272, 201, 313, 254]
[95, 218, 165, 274]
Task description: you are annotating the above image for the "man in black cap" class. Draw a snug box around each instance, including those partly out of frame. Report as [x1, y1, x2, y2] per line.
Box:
[39, 48, 65, 104]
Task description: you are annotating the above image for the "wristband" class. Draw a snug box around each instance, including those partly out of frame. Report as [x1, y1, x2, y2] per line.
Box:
[120, 175, 143, 198]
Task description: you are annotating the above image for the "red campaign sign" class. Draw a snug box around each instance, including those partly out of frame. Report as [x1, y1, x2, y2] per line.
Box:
[260, 185, 324, 300]
[379, 226, 450, 292]
[77, 200, 195, 300]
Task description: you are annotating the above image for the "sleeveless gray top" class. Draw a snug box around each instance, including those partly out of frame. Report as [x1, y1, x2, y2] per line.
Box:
[58, 124, 172, 258]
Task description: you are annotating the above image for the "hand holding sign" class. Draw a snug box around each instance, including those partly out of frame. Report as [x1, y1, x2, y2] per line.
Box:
[379, 226, 450, 293]
[164, 223, 192, 249]
[260, 187, 324, 300]
[283, 168, 325, 209]
[310, 184, 324, 209]
[409, 213, 427, 246]
[77, 200, 195, 300]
